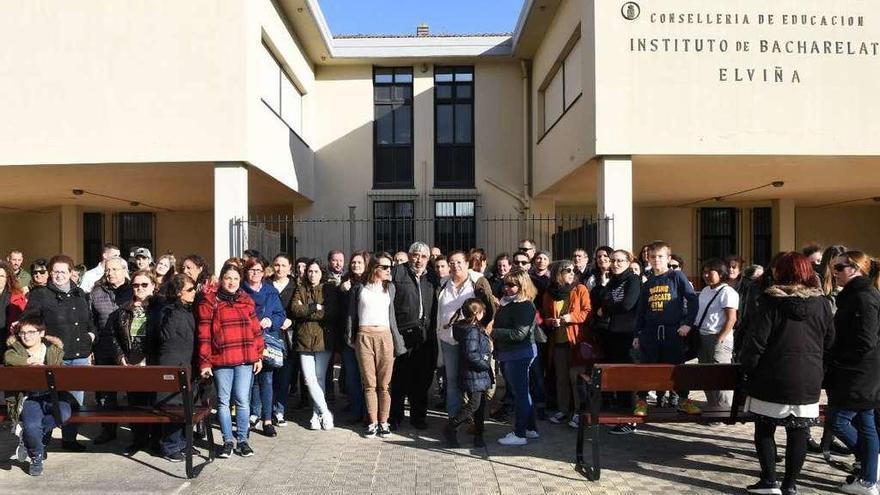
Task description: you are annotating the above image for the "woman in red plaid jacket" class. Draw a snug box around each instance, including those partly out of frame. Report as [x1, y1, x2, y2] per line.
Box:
[198, 263, 264, 459]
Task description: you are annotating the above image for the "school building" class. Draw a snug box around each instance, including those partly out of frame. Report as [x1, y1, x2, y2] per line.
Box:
[1, 0, 878, 273]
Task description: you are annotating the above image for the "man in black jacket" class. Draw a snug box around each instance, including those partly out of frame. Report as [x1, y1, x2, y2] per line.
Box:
[389, 242, 439, 430]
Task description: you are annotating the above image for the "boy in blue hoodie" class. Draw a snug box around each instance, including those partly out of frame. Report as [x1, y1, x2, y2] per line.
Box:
[633, 241, 700, 416]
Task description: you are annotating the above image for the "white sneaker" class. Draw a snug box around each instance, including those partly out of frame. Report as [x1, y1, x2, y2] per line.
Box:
[249, 415, 258, 427]
[526, 429, 540, 439]
[274, 412, 287, 426]
[309, 413, 321, 430]
[841, 479, 879, 495]
[567, 415, 580, 429]
[321, 413, 335, 431]
[548, 411, 566, 424]
[497, 432, 527, 446]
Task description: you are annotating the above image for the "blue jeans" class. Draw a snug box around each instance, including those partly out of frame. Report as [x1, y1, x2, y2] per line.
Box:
[215, 365, 254, 444]
[440, 340, 462, 417]
[529, 348, 547, 411]
[503, 356, 537, 438]
[832, 409, 879, 484]
[301, 351, 332, 417]
[61, 357, 89, 442]
[342, 346, 365, 421]
[250, 367, 273, 421]
[21, 395, 72, 459]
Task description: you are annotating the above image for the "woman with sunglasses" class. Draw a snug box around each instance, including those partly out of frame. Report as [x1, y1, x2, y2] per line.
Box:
[28, 260, 49, 291]
[241, 257, 286, 438]
[541, 260, 591, 429]
[826, 251, 880, 495]
[492, 268, 540, 446]
[601, 250, 642, 434]
[154, 273, 198, 462]
[104, 269, 160, 456]
[345, 252, 405, 438]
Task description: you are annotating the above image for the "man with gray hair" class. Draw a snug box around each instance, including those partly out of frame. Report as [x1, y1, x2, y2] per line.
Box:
[80, 243, 122, 293]
[388, 241, 439, 430]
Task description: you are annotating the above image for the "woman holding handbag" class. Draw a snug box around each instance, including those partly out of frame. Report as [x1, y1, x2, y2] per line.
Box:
[198, 263, 265, 459]
[541, 260, 592, 429]
[241, 257, 286, 438]
[291, 259, 339, 431]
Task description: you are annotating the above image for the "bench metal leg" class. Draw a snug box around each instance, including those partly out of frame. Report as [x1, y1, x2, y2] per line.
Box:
[204, 416, 215, 461]
[588, 423, 601, 481]
[180, 369, 195, 479]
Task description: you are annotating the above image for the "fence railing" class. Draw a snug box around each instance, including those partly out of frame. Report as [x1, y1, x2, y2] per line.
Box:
[233, 213, 611, 261]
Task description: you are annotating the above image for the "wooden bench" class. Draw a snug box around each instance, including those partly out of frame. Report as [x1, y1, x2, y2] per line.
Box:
[574, 363, 749, 481]
[0, 365, 213, 479]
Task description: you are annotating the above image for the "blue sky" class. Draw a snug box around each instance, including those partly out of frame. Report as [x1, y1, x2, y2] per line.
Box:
[317, 0, 524, 36]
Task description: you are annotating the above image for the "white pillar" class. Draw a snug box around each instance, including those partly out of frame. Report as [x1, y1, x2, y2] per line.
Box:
[214, 162, 248, 273]
[597, 156, 633, 252]
[772, 198, 796, 253]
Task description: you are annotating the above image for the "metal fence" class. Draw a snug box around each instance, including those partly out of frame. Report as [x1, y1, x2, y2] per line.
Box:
[233, 213, 611, 261]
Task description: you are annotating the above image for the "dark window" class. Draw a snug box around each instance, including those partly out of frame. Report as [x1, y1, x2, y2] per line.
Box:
[700, 208, 738, 263]
[117, 213, 154, 257]
[752, 207, 772, 268]
[83, 213, 104, 265]
[434, 66, 474, 189]
[373, 201, 414, 253]
[434, 201, 476, 253]
[374, 67, 413, 189]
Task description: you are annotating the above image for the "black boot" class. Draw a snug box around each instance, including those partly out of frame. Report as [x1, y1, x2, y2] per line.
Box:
[443, 420, 460, 448]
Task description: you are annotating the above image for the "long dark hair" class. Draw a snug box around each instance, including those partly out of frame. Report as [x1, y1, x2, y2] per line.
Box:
[0, 261, 23, 296]
[183, 254, 211, 287]
[163, 273, 196, 303]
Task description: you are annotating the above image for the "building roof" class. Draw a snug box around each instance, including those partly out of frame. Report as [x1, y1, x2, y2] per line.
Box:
[333, 32, 513, 39]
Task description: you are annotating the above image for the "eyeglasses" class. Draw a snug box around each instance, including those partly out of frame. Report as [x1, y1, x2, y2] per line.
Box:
[19, 330, 41, 337]
[51, 271, 68, 275]
[132, 282, 151, 289]
[833, 263, 854, 272]
[377, 264, 392, 271]
[514, 260, 530, 266]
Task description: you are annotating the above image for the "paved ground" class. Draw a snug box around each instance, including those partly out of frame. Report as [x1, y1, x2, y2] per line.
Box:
[0, 392, 854, 494]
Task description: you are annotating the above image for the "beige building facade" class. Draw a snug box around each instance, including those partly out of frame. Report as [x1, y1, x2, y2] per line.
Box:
[0, 0, 877, 274]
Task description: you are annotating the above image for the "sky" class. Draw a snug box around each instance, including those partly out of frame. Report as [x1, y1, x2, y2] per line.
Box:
[317, 0, 525, 36]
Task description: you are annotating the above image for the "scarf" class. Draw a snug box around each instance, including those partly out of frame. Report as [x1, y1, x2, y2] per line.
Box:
[217, 288, 238, 303]
[548, 282, 577, 301]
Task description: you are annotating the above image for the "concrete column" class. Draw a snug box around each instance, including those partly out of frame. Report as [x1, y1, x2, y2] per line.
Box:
[214, 163, 248, 273]
[59, 205, 82, 261]
[597, 156, 633, 252]
[772, 199, 796, 253]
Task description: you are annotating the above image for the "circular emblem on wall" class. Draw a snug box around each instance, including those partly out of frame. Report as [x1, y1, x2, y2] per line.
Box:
[621, 2, 640, 20]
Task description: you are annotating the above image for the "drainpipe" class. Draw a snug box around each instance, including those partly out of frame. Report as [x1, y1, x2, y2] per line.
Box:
[521, 59, 533, 211]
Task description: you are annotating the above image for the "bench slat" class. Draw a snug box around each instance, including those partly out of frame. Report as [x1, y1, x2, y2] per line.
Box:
[592, 363, 739, 392]
[68, 407, 211, 424]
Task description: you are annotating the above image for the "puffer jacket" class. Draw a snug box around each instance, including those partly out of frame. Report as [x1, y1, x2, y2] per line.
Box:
[452, 322, 493, 392]
[4, 334, 65, 424]
[155, 301, 196, 367]
[739, 284, 835, 405]
[601, 269, 642, 334]
[826, 276, 880, 410]
[104, 300, 161, 364]
[290, 282, 338, 353]
[90, 281, 133, 361]
[22, 283, 96, 360]
[197, 289, 265, 370]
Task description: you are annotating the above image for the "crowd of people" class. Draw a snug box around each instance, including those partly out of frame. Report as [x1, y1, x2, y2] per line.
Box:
[2, 240, 879, 495]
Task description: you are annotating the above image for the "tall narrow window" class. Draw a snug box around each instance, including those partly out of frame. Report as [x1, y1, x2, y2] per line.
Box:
[83, 213, 104, 266]
[434, 66, 474, 189]
[117, 213, 154, 257]
[434, 201, 476, 253]
[373, 67, 413, 189]
[752, 207, 772, 268]
[700, 208, 738, 263]
[539, 31, 583, 135]
[261, 42, 303, 135]
[373, 201, 414, 253]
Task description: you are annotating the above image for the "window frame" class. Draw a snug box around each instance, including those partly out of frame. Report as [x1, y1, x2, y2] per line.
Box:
[752, 207, 772, 268]
[433, 66, 475, 189]
[699, 207, 739, 265]
[372, 200, 415, 253]
[116, 212, 155, 257]
[538, 28, 583, 141]
[260, 41, 306, 142]
[373, 66, 415, 190]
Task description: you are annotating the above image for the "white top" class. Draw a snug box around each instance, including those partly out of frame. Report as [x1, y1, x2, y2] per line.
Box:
[696, 284, 739, 335]
[745, 396, 820, 419]
[358, 283, 391, 327]
[437, 275, 476, 345]
[79, 264, 104, 293]
[272, 278, 290, 294]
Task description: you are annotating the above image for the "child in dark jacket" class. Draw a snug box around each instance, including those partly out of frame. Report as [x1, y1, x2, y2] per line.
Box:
[443, 298, 493, 448]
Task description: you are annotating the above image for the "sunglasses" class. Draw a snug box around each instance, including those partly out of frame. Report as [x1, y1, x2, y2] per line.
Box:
[504, 282, 519, 288]
[132, 282, 151, 289]
[33, 270, 47, 274]
[561, 267, 574, 274]
[376, 264, 392, 271]
[669, 265, 681, 270]
[833, 263, 854, 272]
[514, 260, 530, 266]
